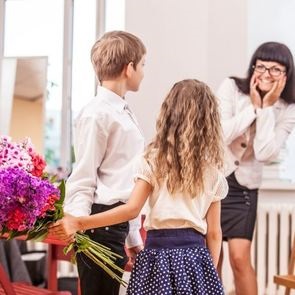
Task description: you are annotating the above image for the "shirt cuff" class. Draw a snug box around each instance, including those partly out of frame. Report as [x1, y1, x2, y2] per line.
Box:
[125, 215, 143, 248]
[125, 229, 143, 248]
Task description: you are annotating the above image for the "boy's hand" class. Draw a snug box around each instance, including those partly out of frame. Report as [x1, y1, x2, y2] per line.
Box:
[127, 244, 144, 265]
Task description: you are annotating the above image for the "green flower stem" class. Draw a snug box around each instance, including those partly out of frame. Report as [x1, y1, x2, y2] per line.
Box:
[87, 246, 124, 273]
[71, 233, 128, 286]
[83, 249, 127, 287]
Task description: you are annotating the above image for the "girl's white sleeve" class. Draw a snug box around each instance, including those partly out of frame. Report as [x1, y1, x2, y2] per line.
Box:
[134, 155, 154, 186]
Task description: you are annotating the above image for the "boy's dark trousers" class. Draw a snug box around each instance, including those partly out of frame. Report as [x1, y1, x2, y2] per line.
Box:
[77, 203, 129, 295]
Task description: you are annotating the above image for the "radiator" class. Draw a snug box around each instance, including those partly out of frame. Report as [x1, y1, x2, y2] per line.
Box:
[222, 203, 295, 295]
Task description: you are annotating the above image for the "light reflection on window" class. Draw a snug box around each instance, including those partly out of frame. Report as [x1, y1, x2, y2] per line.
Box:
[3, 0, 126, 170]
[72, 0, 96, 115]
[4, 0, 63, 168]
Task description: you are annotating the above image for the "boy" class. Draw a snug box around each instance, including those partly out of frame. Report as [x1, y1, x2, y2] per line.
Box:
[64, 31, 146, 295]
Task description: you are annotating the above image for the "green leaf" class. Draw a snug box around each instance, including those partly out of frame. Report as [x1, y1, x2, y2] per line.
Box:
[49, 174, 58, 183]
[63, 242, 74, 255]
[58, 180, 66, 205]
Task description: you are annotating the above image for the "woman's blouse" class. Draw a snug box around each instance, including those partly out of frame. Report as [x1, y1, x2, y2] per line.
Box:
[217, 78, 295, 189]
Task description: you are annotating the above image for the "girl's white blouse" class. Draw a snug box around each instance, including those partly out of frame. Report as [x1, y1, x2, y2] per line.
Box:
[135, 156, 228, 235]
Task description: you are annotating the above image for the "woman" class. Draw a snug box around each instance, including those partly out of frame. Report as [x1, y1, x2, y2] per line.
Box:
[217, 41, 295, 295]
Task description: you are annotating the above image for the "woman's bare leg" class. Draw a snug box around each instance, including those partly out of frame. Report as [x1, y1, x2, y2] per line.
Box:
[228, 238, 257, 295]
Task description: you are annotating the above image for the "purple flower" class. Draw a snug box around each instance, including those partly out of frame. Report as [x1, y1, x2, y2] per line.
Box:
[0, 167, 60, 232]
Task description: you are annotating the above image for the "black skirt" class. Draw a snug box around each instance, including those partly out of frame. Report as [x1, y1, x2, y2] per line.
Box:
[221, 172, 258, 241]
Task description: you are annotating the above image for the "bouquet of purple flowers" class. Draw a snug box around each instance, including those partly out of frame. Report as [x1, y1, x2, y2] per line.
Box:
[0, 136, 126, 285]
[0, 166, 60, 239]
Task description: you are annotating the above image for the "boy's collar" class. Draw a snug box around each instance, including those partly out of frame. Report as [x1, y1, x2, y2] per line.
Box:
[97, 85, 128, 112]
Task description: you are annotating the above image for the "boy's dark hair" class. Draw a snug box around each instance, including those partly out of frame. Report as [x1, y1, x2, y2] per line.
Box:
[231, 41, 295, 104]
[91, 31, 146, 83]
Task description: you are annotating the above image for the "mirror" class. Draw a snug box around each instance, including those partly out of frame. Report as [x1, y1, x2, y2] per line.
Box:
[0, 56, 47, 153]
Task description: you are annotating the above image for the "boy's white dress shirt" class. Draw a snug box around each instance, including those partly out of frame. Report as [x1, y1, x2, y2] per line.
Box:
[217, 78, 295, 189]
[64, 85, 145, 247]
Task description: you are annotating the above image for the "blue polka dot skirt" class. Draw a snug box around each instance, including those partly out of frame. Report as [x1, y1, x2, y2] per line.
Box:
[126, 228, 224, 295]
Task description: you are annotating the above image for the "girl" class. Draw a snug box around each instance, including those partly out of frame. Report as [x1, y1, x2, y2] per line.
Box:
[50, 79, 228, 295]
[217, 41, 295, 295]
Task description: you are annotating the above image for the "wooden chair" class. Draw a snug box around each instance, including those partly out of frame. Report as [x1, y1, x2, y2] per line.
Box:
[0, 262, 71, 295]
[47, 241, 80, 295]
[274, 236, 295, 295]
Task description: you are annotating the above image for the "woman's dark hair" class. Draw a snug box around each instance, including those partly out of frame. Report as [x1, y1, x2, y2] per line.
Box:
[231, 42, 295, 104]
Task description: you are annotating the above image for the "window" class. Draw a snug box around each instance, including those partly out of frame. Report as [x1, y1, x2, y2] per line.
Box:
[1, 0, 126, 172]
[4, 0, 64, 168]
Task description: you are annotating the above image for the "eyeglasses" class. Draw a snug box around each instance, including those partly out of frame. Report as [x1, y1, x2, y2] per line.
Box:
[252, 64, 286, 77]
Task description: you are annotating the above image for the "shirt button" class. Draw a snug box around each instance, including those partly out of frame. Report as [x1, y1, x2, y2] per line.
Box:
[234, 160, 240, 166]
[241, 143, 247, 148]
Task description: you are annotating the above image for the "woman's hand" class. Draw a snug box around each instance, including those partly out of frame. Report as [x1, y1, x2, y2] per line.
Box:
[250, 75, 262, 109]
[48, 213, 80, 244]
[262, 75, 286, 108]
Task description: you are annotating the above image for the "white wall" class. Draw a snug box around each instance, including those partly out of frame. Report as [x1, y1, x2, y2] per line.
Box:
[208, 0, 248, 88]
[0, 58, 16, 134]
[125, 0, 247, 142]
[248, 0, 295, 56]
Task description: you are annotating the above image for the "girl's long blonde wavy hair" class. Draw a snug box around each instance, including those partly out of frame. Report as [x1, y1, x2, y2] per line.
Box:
[145, 79, 224, 197]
